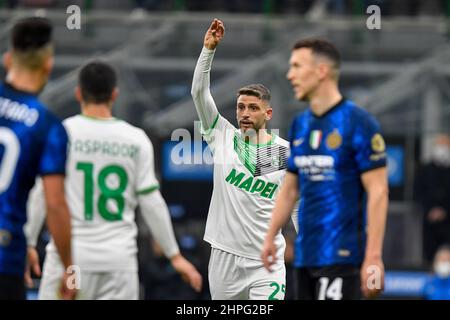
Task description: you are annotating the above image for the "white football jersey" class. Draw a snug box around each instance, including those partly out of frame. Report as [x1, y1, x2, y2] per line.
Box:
[46, 115, 159, 271]
[203, 115, 290, 261]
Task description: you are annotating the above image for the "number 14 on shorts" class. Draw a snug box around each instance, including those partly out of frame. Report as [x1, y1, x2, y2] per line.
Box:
[318, 277, 343, 300]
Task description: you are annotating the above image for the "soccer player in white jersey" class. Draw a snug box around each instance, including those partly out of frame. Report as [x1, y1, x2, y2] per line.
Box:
[25, 61, 202, 300]
[191, 19, 297, 300]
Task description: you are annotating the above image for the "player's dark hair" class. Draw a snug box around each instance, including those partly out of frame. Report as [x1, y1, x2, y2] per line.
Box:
[237, 84, 271, 103]
[78, 61, 117, 104]
[11, 17, 53, 51]
[436, 244, 450, 255]
[293, 38, 341, 69]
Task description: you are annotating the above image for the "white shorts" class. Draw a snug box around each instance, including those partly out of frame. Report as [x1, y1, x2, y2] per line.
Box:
[208, 247, 286, 300]
[38, 252, 139, 300]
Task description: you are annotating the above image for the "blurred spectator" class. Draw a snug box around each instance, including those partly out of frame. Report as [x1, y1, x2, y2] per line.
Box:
[363, 0, 387, 14]
[4, 0, 19, 8]
[137, 215, 210, 299]
[21, 0, 55, 7]
[138, 237, 202, 299]
[327, 0, 346, 15]
[416, 134, 450, 264]
[135, 0, 162, 11]
[273, 0, 315, 15]
[423, 245, 450, 300]
[224, 0, 262, 13]
[417, 0, 448, 16]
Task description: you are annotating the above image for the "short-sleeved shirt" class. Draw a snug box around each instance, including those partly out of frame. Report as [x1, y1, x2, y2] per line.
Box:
[287, 98, 386, 267]
[44, 114, 160, 272]
[202, 115, 290, 260]
[0, 82, 68, 276]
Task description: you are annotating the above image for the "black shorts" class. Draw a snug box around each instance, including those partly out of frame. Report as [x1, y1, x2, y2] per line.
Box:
[295, 264, 361, 300]
[0, 274, 26, 300]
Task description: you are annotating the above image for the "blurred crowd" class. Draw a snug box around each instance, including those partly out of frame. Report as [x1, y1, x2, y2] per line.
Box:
[415, 134, 450, 265]
[2, 0, 449, 16]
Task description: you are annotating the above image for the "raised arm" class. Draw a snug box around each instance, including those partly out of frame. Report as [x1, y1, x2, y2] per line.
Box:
[191, 19, 225, 131]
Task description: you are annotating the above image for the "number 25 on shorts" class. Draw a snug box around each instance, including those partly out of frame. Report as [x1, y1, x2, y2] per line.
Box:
[268, 282, 285, 300]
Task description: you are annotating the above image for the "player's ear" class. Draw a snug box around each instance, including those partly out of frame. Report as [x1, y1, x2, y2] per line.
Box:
[265, 106, 273, 121]
[3, 52, 12, 71]
[317, 62, 330, 80]
[111, 87, 119, 103]
[74, 86, 83, 103]
[43, 56, 54, 76]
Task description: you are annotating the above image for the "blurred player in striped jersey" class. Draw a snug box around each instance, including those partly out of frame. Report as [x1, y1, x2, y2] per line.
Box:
[191, 19, 297, 300]
[0, 17, 75, 300]
[262, 38, 389, 300]
[26, 61, 202, 300]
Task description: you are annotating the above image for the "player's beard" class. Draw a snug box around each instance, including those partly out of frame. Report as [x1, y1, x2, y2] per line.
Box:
[239, 120, 265, 137]
[298, 92, 309, 102]
[295, 87, 311, 102]
[293, 80, 319, 102]
[298, 80, 321, 102]
[239, 120, 254, 133]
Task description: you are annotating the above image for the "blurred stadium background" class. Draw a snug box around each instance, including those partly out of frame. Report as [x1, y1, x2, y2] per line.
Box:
[2, 0, 450, 299]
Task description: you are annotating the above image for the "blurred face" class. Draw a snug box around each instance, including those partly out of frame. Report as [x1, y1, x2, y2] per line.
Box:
[434, 249, 450, 278]
[431, 135, 450, 166]
[236, 95, 272, 133]
[286, 48, 322, 101]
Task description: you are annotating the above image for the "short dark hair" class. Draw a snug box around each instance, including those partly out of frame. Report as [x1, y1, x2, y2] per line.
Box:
[12, 17, 52, 51]
[436, 244, 450, 255]
[293, 38, 341, 69]
[237, 84, 271, 103]
[78, 61, 117, 104]
[10, 17, 53, 70]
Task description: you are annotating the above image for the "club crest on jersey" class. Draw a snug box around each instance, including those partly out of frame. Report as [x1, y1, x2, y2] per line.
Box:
[371, 133, 386, 153]
[0, 229, 11, 247]
[326, 129, 342, 150]
[309, 130, 322, 150]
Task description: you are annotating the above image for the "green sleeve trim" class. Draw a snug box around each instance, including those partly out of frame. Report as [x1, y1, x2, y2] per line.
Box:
[137, 184, 160, 195]
[201, 114, 220, 136]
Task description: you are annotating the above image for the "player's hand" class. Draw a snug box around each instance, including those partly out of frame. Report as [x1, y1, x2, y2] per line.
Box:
[170, 254, 203, 292]
[261, 236, 277, 272]
[360, 255, 385, 299]
[25, 246, 41, 288]
[59, 270, 78, 300]
[204, 18, 225, 50]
